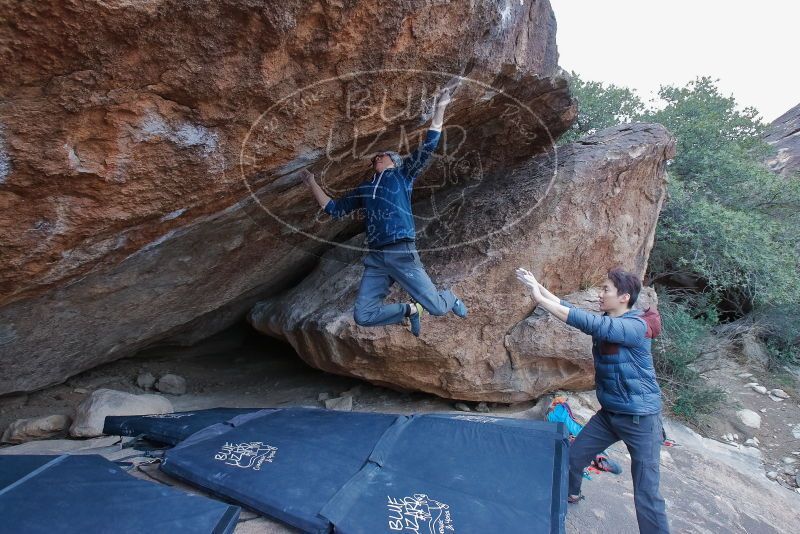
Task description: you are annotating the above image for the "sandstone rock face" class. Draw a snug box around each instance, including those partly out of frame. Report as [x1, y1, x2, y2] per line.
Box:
[0, 0, 576, 394]
[250, 123, 675, 402]
[765, 103, 800, 178]
[69, 388, 173, 437]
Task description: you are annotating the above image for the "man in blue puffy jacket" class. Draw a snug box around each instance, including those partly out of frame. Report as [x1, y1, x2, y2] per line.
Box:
[302, 87, 467, 337]
[516, 267, 670, 534]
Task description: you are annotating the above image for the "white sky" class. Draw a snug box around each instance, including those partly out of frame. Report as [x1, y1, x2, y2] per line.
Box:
[550, 0, 800, 123]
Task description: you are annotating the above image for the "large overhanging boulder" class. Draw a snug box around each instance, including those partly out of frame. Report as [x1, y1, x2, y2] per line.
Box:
[250, 123, 676, 402]
[0, 0, 576, 394]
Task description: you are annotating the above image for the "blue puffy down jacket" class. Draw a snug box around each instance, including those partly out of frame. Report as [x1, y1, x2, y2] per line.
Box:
[561, 299, 663, 415]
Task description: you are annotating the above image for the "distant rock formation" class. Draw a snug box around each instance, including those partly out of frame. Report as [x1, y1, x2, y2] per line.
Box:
[765, 103, 800, 178]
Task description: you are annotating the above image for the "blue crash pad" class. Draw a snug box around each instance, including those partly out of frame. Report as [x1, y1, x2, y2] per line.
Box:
[103, 407, 266, 445]
[161, 408, 568, 534]
[321, 413, 568, 534]
[161, 408, 402, 533]
[0, 454, 239, 534]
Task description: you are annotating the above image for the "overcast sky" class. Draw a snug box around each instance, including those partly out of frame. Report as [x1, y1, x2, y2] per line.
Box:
[550, 0, 799, 123]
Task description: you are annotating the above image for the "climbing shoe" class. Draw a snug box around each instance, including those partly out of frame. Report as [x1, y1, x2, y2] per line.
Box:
[409, 302, 423, 337]
[592, 454, 623, 475]
[452, 298, 468, 318]
[567, 494, 585, 504]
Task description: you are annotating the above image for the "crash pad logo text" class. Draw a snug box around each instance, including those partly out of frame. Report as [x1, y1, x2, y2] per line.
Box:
[451, 415, 499, 424]
[214, 441, 278, 471]
[387, 493, 454, 533]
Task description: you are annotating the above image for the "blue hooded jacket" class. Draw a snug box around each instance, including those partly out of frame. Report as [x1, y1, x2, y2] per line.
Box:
[324, 129, 441, 248]
[561, 299, 663, 415]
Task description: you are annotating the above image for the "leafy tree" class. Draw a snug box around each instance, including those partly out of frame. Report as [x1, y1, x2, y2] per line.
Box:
[563, 73, 800, 307]
[644, 77, 800, 219]
[559, 71, 644, 144]
[642, 77, 800, 306]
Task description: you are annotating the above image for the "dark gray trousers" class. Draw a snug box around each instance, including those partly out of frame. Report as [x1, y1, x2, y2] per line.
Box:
[568, 409, 670, 534]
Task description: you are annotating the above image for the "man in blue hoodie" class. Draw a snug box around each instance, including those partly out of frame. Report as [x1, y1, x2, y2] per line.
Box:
[516, 267, 669, 534]
[302, 87, 467, 337]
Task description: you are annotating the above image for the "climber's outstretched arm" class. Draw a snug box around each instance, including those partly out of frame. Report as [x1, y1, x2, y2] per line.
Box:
[429, 87, 451, 132]
[404, 88, 452, 182]
[302, 169, 363, 219]
[515, 267, 570, 322]
[301, 169, 332, 210]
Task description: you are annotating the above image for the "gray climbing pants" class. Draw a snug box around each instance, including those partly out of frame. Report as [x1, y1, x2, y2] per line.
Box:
[354, 241, 457, 326]
[569, 409, 670, 534]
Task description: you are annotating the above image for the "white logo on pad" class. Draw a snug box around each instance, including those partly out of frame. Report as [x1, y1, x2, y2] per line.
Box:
[387, 493, 454, 533]
[214, 441, 278, 470]
[451, 415, 499, 423]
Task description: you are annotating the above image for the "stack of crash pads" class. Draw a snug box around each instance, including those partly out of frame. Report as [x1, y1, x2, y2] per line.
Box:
[0, 454, 239, 534]
[162, 408, 401, 533]
[156, 407, 570, 534]
[103, 407, 264, 445]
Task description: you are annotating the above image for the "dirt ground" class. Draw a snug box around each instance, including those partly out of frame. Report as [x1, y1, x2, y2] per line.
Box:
[690, 340, 800, 492]
[1, 324, 799, 533]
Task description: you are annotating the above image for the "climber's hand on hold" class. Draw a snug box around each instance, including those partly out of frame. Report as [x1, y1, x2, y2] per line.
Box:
[301, 168, 332, 211]
[430, 87, 452, 130]
[435, 86, 452, 109]
[301, 169, 316, 187]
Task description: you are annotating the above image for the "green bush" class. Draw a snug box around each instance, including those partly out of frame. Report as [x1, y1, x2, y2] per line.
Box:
[649, 179, 800, 307]
[642, 77, 800, 306]
[755, 304, 800, 371]
[652, 292, 725, 423]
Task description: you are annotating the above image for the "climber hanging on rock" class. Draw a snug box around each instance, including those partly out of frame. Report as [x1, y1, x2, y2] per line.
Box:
[301, 86, 467, 337]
